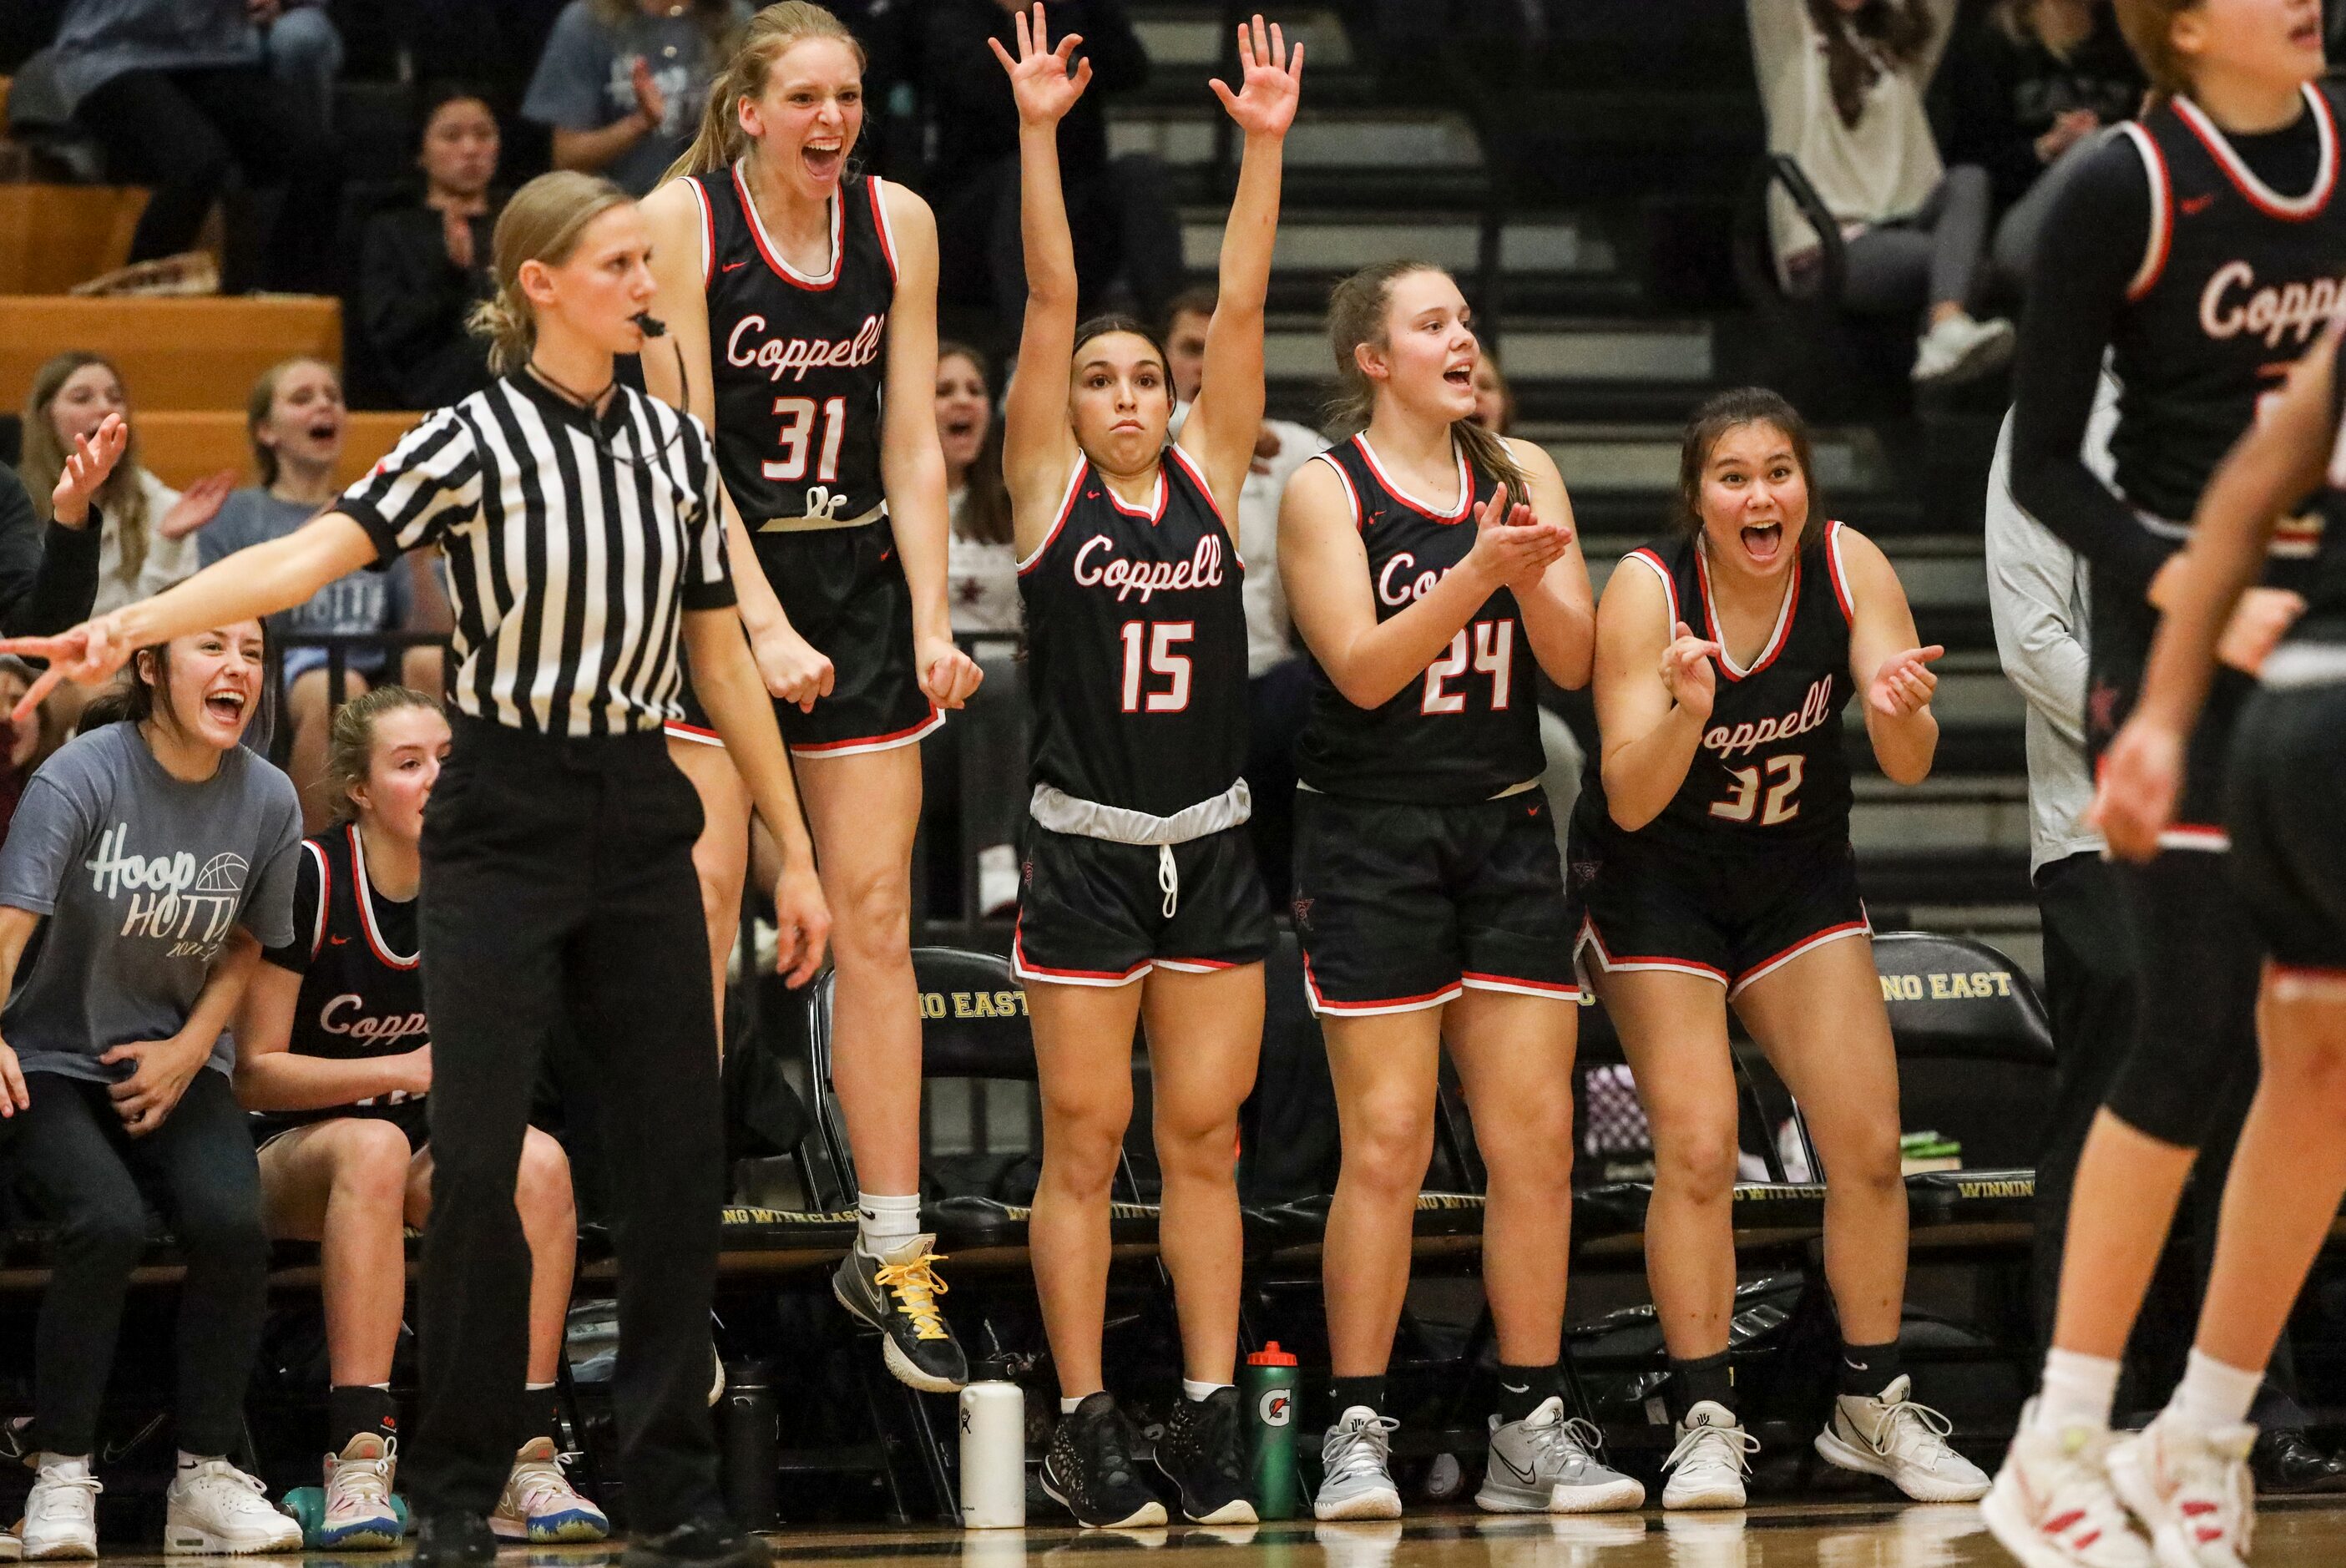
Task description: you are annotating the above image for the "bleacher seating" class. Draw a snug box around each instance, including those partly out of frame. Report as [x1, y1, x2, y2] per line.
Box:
[0, 185, 144, 293]
[138, 408, 420, 490]
[0, 296, 339, 412]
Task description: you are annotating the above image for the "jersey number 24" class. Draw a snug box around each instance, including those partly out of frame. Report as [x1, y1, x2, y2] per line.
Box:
[1422, 620, 1514, 716]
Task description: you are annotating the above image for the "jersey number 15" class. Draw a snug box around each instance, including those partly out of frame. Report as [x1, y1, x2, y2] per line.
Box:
[1120, 620, 1193, 714]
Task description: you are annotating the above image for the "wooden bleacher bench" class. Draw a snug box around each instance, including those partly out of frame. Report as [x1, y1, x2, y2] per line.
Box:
[0, 296, 338, 412]
[0, 187, 149, 295]
[139, 409, 422, 491]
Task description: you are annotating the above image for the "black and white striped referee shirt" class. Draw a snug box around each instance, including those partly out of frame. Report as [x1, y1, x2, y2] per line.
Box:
[339, 372, 734, 736]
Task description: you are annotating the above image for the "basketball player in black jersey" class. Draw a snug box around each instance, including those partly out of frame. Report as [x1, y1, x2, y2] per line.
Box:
[1571, 389, 1977, 1511]
[238, 687, 607, 1550]
[1279, 261, 1637, 1521]
[640, 3, 985, 1395]
[1987, 5, 2345, 1562]
[2095, 316, 2346, 1568]
[991, 9, 1292, 1529]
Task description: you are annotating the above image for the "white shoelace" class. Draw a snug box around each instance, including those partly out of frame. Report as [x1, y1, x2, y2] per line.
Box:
[28, 1474, 101, 1527]
[1665, 1420, 1759, 1479]
[179, 1461, 276, 1515]
[1323, 1415, 1399, 1484]
[329, 1454, 395, 1513]
[1877, 1396, 1959, 1465]
[511, 1450, 589, 1515]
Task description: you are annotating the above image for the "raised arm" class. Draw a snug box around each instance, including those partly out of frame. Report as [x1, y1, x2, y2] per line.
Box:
[877, 184, 983, 710]
[1593, 559, 1721, 832]
[2096, 331, 2339, 858]
[1176, 15, 1300, 510]
[1506, 439, 1595, 689]
[1838, 526, 1942, 786]
[994, 4, 1091, 552]
[1278, 458, 1567, 711]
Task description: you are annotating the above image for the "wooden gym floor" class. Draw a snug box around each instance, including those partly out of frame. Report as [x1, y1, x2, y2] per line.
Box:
[74, 1503, 2346, 1567]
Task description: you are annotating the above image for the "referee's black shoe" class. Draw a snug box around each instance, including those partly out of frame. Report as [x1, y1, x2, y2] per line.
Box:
[623, 1518, 772, 1568]
[832, 1232, 969, 1392]
[414, 1513, 498, 1568]
[1043, 1393, 1170, 1529]
[1155, 1387, 1257, 1525]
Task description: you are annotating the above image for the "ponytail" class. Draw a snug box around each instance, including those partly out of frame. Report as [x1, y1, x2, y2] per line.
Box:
[467, 170, 635, 375]
[2112, 0, 2204, 109]
[1324, 260, 1530, 503]
[663, 2, 866, 186]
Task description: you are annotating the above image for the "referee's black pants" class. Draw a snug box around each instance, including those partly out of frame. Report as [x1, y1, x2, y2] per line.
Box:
[407, 717, 725, 1529]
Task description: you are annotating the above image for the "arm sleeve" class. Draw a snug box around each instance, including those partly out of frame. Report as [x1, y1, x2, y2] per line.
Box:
[521, 7, 615, 130]
[680, 417, 736, 611]
[1984, 412, 2092, 748]
[0, 767, 94, 919]
[1744, 0, 1809, 98]
[260, 840, 324, 974]
[336, 408, 483, 566]
[2007, 130, 2177, 608]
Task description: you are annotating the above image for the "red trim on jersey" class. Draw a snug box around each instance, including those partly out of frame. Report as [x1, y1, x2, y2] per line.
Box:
[348, 825, 420, 971]
[301, 839, 330, 961]
[2157, 823, 2231, 852]
[867, 175, 900, 286]
[688, 175, 715, 288]
[1100, 466, 1168, 523]
[1312, 451, 1365, 529]
[1013, 921, 1151, 985]
[664, 720, 724, 746]
[1352, 433, 1474, 524]
[2172, 84, 2337, 221]
[1165, 442, 1231, 531]
[2121, 122, 2174, 301]
[1017, 459, 1089, 576]
[1155, 957, 1241, 974]
[1576, 918, 1730, 986]
[1695, 548, 1800, 682]
[733, 162, 842, 291]
[1625, 548, 1679, 628]
[1727, 919, 1870, 998]
[790, 706, 943, 756]
[1823, 518, 1855, 623]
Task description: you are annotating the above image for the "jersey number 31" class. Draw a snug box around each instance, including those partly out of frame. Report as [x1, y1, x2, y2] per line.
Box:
[762, 396, 848, 482]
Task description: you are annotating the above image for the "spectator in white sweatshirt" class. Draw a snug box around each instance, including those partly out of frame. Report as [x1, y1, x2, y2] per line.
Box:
[1750, 0, 2014, 383]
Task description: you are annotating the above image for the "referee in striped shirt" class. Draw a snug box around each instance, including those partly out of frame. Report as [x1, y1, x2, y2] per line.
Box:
[7, 171, 828, 1568]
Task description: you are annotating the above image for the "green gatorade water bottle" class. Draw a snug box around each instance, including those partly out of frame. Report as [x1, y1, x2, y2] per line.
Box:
[1241, 1342, 1301, 1520]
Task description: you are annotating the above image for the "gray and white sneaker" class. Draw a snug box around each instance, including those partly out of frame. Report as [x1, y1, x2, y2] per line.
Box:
[1814, 1374, 1990, 1502]
[1314, 1408, 1403, 1521]
[1661, 1402, 1759, 1510]
[1474, 1398, 1646, 1515]
[1911, 311, 2015, 384]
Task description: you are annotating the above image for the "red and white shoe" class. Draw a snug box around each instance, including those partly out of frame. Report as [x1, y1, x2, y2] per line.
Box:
[1981, 1404, 2154, 1568]
[2106, 1412, 2254, 1568]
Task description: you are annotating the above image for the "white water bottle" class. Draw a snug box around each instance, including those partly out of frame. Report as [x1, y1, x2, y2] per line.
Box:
[958, 1381, 1026, 1528]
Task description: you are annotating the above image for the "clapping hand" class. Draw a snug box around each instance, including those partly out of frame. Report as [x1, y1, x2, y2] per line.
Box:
[1464, 482, 1570, 594]
[158, 470, 237, 541]
[1209, 15, 1303, 139]
[1868, 645, 1944, 717]
[630, 56, 669, 131]
[50, 413, 129, 529]
[988, 5, 1093, 126]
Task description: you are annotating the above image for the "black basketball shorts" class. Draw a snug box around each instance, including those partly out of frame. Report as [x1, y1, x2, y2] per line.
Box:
[1289, 788, 1579, 1016]
[254, 1095, 432, 1156]
[1013, 822, 1272, 986]
[669, 519, 940, 756]
[1570, 827, 1870, 999]
[2227, 680, 2346, 980]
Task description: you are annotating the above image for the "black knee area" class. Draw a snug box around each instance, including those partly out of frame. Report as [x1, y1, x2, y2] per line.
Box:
[58, 1200, 148, 1281]
[2101, 855, 2263, 1148]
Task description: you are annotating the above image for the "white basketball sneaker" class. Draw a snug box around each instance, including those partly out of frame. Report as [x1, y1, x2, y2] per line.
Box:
[18, 1463, 100, 1561]
[163, 1458, 301, 1555]
[2106, 1411, 2255, 1568]
[1661, 1402, 1758, 1510]
[1981, 1404, 2155, 1568]
[1314, 1408, 1403, 1521]
[1814, 1374, 1991, 1501]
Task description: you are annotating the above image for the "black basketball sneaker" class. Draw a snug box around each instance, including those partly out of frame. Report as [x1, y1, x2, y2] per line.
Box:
[831, 1232, 970, 1393]
[1042, 1393, 1169, 1529]
[621, 1516, 773, 1568]
[1153, 1388, 1256, 1525]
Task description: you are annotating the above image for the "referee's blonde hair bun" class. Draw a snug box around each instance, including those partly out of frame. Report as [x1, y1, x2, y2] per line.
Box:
[469, 170, 635, 375]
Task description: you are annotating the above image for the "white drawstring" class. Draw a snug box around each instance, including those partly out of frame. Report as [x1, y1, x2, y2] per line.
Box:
[1158, 843, 1179, 918]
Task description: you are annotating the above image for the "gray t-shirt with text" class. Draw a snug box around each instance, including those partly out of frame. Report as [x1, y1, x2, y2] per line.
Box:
[0, 722, 303, 1083]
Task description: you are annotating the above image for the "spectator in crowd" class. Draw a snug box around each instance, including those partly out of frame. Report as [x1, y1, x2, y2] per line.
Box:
[0, 657, 68, 847]
[1469, 351, 1515, 437]
[926, 342, 1022, 920]
[360, 84, 504, 412]
[0, 620, 307, 1561]
[0, 465, 104, 642]
[1162, 285, 1324, 906]
[46, 0, 341, 293]
[1749, 0, 2014, 384]
[920, 0, 1180, 352]
[200, 359, 414, 829]
[235, 686, 607, 1549]
[1935, 0, 2143, 291]
[21, 353, 230, 621]
[523, 0, 749, 197]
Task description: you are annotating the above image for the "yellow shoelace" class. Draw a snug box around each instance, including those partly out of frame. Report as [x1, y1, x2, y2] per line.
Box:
[874, 1252, 953, 1341]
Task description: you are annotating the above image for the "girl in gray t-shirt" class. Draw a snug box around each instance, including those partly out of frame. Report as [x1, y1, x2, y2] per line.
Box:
[0, 617, 306, 1557]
